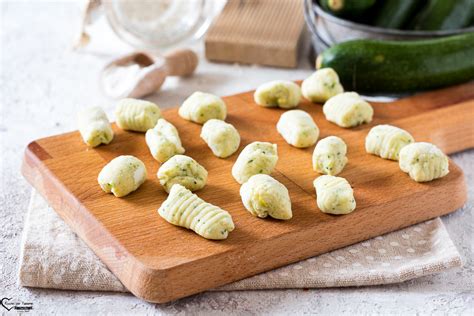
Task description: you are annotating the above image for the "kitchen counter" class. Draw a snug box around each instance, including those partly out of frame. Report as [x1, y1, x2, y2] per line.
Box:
[1, 2, 472, 315]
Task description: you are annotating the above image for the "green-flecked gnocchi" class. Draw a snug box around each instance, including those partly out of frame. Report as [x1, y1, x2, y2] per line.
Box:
[240, 174, 292, 220]
[178, 91, 227, 124]
[115, 98, 161, 132]
[158, 184, 235, 240]
[77, 106, 114, 147]
[200, 119, 240, 158]
[254, 80, 302, 109]
[313, 175, 356, 215]
[323, 92, 374, 128]
[312, 136, 348, 176]
[98, 155, 147, 197]
[145, 119, 185, 163]
[157, 155, 208, 193]
[276, 110, 319, 148]
[232, 141, 278, 184]
[399, 142, 449, 182]
[302, 68, 344, 103]
[365, 124, 414, 161]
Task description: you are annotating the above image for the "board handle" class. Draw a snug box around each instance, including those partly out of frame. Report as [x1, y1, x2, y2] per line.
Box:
[392, 100, 474, 155]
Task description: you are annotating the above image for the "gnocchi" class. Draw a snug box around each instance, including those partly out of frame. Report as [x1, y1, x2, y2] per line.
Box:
[178, 91, 227, 124]
[365, 124, 414, 161]
[301, 68, 344, 103]
[312, 136, 348, 176]
[98, 155, 147, 197]
[323, 92, 373, 128]
[77, 106, 114, 147]
[232, 141, 278, 184]
[276, 110, 319, 148]
[158, 184, 235, 240]
[200, 119, 241, 158]
[240, 174, 292, 220]
[313, 175, 356, 215]
[254, 80, 302, 109]
[157, 155, 208, 193]
[115, 98, 161, 132]
[145, 119, 185, 163]
[399, 142, 449, 182]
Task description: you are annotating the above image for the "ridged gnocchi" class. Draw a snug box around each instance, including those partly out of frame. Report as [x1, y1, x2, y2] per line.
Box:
[313, 175, 356, 215]
[399, 142, 449, 182]
[115, 98, 162, 132]
[276, 110, 319, 148]
[323, 92, 373, 128]
[254, 80, 302, 109]
[98, 155, 147, 197]
[312, 136, 348, 176]
[200, 119, 240, 158]
[179, 91, 227, 124]
[158, 184, 235, 240]
[145, 119, 185, 163]
[365, 125, 414, 161]
[240, 174, 292, 220]
[77, 106, 114, 147]
[232, 142, 278, 184]
[157, 155, 208, 193]
[302, 68, 344, 103]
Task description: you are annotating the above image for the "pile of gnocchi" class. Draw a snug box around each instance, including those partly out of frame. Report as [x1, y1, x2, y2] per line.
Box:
[78, 68, 449, 241]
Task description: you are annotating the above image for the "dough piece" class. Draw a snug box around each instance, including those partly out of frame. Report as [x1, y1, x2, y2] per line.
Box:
[399, 142, 449, 182]
[77, 106, 114, 147]
[302, 68, 344, 103]
[276, 110, 319, 148]
[178, 91, 227, 124]
[232, 142, 278, 184]
[200, 119, 240, 158]
[365, 124, 415, 161]
[145, 119, 185, 163]
[115, 98, 161, 132]
[313, 175, 356, 215]
[240, 174, 292, 220]
[158, 184, 235, 240]
[254, 80, 302, 109]
[323, 92, 374, 128]
[157, 155, 208, 193]
[312, 136, 348, 176]
[98, 155, 147, 197]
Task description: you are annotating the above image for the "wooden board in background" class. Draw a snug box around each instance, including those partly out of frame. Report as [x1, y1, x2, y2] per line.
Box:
[22, 82, 474, 303]
[205, 0, 305, 68]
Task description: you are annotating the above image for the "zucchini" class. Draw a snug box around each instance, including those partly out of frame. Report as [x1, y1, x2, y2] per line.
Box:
[373, 0, 425, 29]
[412, 0, 474, 30]
[319, 0, 376, 17]
[316, 33, 474, 93]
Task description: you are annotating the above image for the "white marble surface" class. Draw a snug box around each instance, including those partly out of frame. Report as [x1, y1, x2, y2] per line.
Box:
[1, 1, 473, 314]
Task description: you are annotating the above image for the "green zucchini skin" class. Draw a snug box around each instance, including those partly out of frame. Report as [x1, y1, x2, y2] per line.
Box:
[319, 0, 376, 16]
[373, 0, 425, 29]
[317, 33, 474, 93]
[412, 0, 474, 30]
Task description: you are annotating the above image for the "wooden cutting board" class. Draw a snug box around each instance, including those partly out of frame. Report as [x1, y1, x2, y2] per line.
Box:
[22, 83, 474, 303]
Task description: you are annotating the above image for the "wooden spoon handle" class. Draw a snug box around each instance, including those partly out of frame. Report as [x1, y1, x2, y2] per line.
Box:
[164, 49, 199, 77]
[390, 100, 474, 155]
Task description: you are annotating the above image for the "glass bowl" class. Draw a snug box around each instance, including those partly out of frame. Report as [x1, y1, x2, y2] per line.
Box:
[104, 0, 220, 51]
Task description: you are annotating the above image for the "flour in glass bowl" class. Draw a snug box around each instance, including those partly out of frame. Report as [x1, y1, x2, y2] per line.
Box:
[105, 0, 209, 49]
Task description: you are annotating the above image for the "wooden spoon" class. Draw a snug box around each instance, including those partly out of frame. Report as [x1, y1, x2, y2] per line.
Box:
[101, 49, 199, 99]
